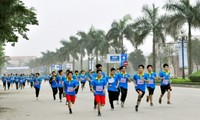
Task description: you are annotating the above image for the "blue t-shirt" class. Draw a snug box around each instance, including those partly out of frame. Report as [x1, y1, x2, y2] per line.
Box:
[159, 71, 171, 86]
[19, 76, 23, 83]
[50, 77, 57, 88]
[118, 73, 130, 89]
[64, 79, 77, 96]
[15, 76, 20, 83]
[91, 77, 107, 96]
[56, 75, 65, 88]
[30, 76, 35, 82]
[34, 77, 42, 89]
[87, 73, 93, 81]
[133, 73, 148, 92]
[2, 76, 7, 83]
[146, 72, 157, 89]
[72, 74, 79, 86]
[78, 74, 87, 83]
[106, 75, 119, 92]
[10, 76, 15, 83]
[6, 76, 11, 83]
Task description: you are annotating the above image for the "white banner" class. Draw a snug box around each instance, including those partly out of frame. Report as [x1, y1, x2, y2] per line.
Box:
[6, 66, 29, 70]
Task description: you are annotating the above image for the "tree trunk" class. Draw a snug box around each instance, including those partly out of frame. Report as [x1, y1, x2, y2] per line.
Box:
[106, 47, 110, 75]
[152, 31, 156, 72]
[88, 55, 90, 70]
[96, 50, 99, 65]
[80, 52, 83, 70]
[188, 23, 192, 75]
[72, 58, 75, 72]
[120, 35, 124, 54]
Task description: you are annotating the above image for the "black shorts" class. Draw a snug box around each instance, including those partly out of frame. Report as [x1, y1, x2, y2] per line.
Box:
[136, 89, 145, 98]
[147, 87, 155, 95]
[160, 85, 170, 95]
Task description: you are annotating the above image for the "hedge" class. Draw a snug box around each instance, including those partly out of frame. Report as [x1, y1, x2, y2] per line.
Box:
[189, 70, 200, 82]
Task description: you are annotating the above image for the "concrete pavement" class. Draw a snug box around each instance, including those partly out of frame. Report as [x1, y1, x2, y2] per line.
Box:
[0, 82, 200, 120]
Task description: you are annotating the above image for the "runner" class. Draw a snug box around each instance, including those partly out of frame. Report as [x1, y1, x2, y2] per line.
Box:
[146, 65, 157, 106]
[63, 71, 78, 114]
[7, 74, 11, 90]
[49, 71, 58, 100]
[91, 70, 107, 116]
[106, 68, 119, 110]
[19, 74, 24, 89]
[10, 73, 15, 87]
[56, 70, 65, 102]
[30, 73, 34, 88]
[23, 74, 26, 89]
[87, 69, 93, 91]
[2, 74, 7, 90]
[92, 64, 106, 109]
[33, 73, 42, 100]
[15, 74, 19, 90]
[117, 66, 130, 108]
[115, 68, 121, 105]
[78, 70, 87, 91]
[158, 63, 172, 104]
[73, 70, 80, 94]
[133, 64, 149, 112]
[93, 64, 106, 78]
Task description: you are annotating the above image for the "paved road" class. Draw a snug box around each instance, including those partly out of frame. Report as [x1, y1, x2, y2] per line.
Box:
[0, 82, 200, 120]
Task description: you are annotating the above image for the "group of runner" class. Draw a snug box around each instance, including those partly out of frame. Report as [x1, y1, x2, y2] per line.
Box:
[46, 63, 172, 116]
[1, 63, 173, 116]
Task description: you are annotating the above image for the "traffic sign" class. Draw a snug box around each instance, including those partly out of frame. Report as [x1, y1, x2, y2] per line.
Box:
[124, 61, 128, 67]
[107, 54, 121, 63]
[120, 54, 128, 66]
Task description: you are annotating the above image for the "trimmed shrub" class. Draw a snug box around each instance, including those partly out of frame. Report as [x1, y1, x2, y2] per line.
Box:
[189, 70, 200, 82]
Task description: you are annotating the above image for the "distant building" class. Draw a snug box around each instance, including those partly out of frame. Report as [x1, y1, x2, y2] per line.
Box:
[8, 56, 36, 66]
[3, 56, 37, 74]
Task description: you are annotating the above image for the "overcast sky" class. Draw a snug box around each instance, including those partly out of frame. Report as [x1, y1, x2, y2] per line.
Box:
[4, 0, 199, 57]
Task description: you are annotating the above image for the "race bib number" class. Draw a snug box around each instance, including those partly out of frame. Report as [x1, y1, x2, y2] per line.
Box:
[108, 78, 114, 83]
[120, 78, 126, 83]
[35, 81, 39, 85]
[59, 81, 62, 84]
[163, 79, 169, 84]
[67, 87, 74, 92]
[137, 79, 144, 84]
[96, 86, 103, 92]
[148, 79, 154, 84]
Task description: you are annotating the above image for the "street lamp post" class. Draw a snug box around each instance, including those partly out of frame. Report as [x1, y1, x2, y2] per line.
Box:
[181, 36, 185, 79]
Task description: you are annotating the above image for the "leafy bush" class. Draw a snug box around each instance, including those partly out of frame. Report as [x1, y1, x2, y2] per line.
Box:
[189, 71, 200, 82]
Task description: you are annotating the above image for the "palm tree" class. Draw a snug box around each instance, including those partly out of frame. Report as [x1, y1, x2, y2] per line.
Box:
[132, 4, 166, 72]
[68, 36, 79, 71]
[77, 30, 94, 70]
[77, 31, 88, 70]
[163, 0, 200, 75]
[90, 28, 106, 64]
[60, 38, 79, 71]
[107, 15, 133, 53]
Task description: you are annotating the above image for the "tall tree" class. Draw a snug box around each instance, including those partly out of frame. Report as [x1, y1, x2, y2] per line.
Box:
[163, 0, 200, 74]
[133, 4, 166, 72]
[107, 15, 133, 53]
[0, 0, 38, 44]
[77, 31, 87, 70]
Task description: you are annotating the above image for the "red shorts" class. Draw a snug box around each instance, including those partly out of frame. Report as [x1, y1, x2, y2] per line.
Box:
[66, 95, 76, 103]
[95, 95, 105, 105]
